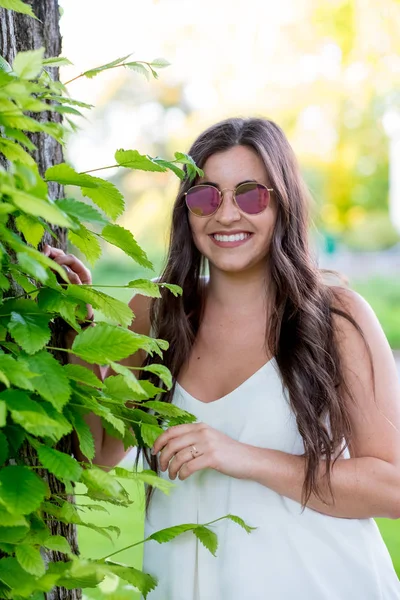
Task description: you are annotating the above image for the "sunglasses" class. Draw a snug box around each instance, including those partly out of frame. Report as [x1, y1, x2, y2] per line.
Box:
[184, 182, 273, 217]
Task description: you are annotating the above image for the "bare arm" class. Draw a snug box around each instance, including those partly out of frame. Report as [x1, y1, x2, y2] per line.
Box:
[153, 287, 400, 519]
[241, 288, 400, 518]
[43, 244, 152, 469]
[65, 292, 152, 469]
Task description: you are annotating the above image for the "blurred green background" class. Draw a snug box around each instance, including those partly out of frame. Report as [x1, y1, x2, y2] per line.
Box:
[58, 0, 400, 595]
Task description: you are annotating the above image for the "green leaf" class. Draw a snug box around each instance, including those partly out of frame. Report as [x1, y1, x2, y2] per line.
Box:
[101, 223, 152, 269]
[70, 391, 125, 437]
[174, 151, 204, 181]
[125, 62, 150, 80]
[0, 525, 29, 543]
[151, 157, 185, 179]
[0, 0, 37, 19]
[42, 56, 73, 67]
[7, 310, 50, 354]
[0, 465, 46, 515]
[136, 380, 165, 400]
[3, 126, 36, 151]
[22, 351, 71, 410]
[225, 514, 257, 534]
[44, 163, 99, 187]
[80, 468, 127, 502]
[16, 544, 46, 576]
[37, 445, 82, 481]
[160, 282, 183, 297]
[7, 189, 73, 228]
[56, 198, 107, 225]
[3, 424, 25, 454]
[149, 58, 171, 69]
[82, 54, 132, 79]
[193, 525, 218, 556]
[140, 423, 164, 448]
[126, 278, 161, 298]
[17, 252, 49, 283]
[105, 562, 157, 598]
[2, 389, 71, 440]
[63, 364, 103, 388]
[43, 534, 72, 554]
[68, 225, 102, 266]
[71, 322, 148, 363]
[66, 284, 133, 327]
[103, 374, 144, 402]
[143, 401, 197, 425]
[0, 354, 36, 391]
[15, 214, 45, 247]
[13, 48, 44, 79]
[107, 361, 146, 395]
[0, 556, 38, 595]
[140, 364, 172, 389]
[112, 467, 174, 495]
[115, 149, 167, 173]
[81, 178, 125, 221]
[0, 507, 28, 527]
[0, 431, 9, 466]
[148, 522, 197, 544]
[37, 288, 80, 330]
[0, 137, 35, 166]
[65, 408, 95, 461]
[0, 55, 13, 73]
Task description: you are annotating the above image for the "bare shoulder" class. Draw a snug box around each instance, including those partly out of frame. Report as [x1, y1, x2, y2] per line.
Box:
[329, 285, 400, 462]
[329, 284, 396, 374]
[128, 293, 152, 337]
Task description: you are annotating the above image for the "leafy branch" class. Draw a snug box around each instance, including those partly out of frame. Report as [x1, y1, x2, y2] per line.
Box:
[0, 35, 250, 599]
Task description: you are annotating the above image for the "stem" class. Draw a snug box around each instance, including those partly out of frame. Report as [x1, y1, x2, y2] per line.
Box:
[80, 164, 120, 175]
[99, 515, 227, 562]
[63, 60, 152, 87]
[12, 287, 40, 299]
[46, 346, 74, 354]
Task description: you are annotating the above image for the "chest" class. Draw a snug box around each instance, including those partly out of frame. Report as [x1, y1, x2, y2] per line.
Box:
[177, 319, 272, 403]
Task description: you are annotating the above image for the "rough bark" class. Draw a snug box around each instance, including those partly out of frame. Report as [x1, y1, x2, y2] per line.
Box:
[0, 3, 81, 599]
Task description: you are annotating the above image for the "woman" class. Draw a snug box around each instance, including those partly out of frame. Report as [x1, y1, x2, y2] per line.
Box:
[47, 117, 400, 599]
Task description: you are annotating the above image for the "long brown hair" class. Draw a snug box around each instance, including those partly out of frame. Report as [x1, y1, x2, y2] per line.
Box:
[138, 117, 373, 513]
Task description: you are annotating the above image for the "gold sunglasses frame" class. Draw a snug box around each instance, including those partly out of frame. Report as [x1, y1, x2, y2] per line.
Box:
[184, 182, 274, 217]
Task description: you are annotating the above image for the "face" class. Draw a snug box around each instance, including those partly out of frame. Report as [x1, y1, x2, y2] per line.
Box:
[187, 145, 277, 275]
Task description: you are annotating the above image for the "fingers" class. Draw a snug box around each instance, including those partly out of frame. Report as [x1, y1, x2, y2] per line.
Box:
[168, 446, 203, 480]
[159, 433, 197, 471]
[43, 244, 92, 285]
[60, 264, 82, 285]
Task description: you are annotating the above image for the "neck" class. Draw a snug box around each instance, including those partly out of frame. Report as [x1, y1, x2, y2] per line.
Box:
[206, 262, 275, 316]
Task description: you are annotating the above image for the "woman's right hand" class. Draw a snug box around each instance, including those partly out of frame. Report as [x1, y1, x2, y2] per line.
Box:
[42, 244, 94, 322]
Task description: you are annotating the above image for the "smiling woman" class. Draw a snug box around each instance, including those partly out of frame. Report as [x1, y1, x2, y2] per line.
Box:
[60, 117, 400, 599]
[135, 117, 400, 599]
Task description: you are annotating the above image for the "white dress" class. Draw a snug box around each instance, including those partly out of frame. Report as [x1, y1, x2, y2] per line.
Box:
[142, 357, 400, 599]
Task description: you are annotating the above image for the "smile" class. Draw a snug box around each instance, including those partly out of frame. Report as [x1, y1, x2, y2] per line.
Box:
[210, 232, 253, 247]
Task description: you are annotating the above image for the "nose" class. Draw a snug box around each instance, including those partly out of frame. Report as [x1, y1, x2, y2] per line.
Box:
[214, 189, 241, 225]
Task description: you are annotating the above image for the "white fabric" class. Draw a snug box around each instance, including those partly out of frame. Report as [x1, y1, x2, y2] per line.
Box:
[142, 357, 400, 599]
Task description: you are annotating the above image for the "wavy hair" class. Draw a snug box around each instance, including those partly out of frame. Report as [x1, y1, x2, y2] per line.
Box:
[138, 117, 373, 513]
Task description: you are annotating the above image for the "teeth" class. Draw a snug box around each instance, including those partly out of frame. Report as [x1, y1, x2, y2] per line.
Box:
[213, 233, 251, 243]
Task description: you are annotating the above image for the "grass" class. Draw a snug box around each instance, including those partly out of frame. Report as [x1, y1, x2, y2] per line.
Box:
[351, 276, 400, 349]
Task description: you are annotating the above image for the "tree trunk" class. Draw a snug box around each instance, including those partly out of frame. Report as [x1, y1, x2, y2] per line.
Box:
[0, 3, 81, 599]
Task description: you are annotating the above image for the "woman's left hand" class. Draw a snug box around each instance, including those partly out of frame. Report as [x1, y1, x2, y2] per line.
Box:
[152, 422, 252, 481]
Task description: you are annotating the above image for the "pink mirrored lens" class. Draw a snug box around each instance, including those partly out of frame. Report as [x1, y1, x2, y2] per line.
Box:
[235, 183, 269, 214]
[186, 186, 220, 216]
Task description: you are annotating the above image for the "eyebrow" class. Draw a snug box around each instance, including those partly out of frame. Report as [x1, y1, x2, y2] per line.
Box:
[198, 179, 258, 188]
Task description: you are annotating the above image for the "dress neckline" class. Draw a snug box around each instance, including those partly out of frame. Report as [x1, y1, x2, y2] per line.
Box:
[175, 356, 276, 406]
